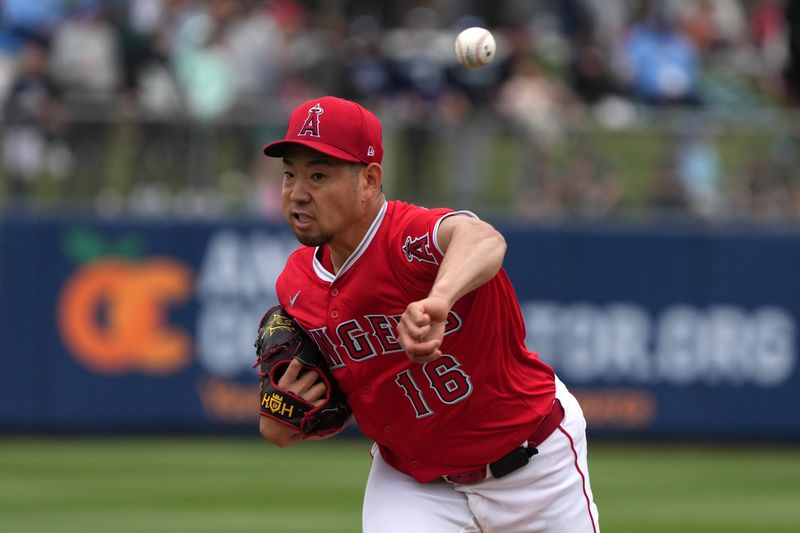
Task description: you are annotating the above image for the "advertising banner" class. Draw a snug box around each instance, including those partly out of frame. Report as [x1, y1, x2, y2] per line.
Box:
[0, 216, 797, 439]
[0, 217, 294, 431]
[505, 225, 799, 439]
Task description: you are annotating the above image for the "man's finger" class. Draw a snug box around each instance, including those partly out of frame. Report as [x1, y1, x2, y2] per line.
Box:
[405, 304, 430, 326]
[400, 321, 431, 343]
[277, 358, 304, 388]
[306, 381, 328, 404]
[404, 338, 441, 359]
[410, 350, 442, 364]
[291, 367, 320, 393]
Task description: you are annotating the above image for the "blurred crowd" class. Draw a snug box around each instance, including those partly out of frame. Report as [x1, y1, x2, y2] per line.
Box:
[1, 0, 799, 224]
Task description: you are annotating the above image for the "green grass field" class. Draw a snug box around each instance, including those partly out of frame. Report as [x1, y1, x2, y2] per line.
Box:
[1, 436, 799, 532]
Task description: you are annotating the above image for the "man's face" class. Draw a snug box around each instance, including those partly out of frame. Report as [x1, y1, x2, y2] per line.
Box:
[280, 145, 364, 247]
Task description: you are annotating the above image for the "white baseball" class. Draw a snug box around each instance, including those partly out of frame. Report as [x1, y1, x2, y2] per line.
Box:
[454, 27, 496, 68]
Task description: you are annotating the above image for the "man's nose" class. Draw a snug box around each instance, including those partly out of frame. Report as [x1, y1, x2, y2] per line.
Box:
[288, 178, 310, 202]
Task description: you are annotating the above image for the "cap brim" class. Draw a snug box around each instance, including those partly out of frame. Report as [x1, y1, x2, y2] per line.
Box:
[262, 139, 361, 163]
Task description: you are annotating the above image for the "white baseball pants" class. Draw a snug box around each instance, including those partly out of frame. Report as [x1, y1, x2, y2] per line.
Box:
[362, 376, 600, 533]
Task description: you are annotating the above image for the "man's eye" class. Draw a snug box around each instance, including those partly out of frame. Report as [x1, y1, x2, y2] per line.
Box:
[310, 173, 325, 181]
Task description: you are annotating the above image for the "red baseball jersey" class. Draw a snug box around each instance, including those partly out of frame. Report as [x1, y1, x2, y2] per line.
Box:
[276, 200, 555, 482]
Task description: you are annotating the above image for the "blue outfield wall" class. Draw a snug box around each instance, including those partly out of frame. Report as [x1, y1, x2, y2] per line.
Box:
[0, 214, 798, 439]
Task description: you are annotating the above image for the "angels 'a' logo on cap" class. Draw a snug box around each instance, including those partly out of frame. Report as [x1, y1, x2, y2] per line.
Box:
[297, 103, 324, 138]
[367, 146, 375, 157]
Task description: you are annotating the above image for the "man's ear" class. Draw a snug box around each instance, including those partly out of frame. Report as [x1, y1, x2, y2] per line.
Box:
[363, 162, 383, 196]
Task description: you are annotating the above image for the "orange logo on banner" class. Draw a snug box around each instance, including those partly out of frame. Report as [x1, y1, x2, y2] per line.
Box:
[57, 257, 194, 375]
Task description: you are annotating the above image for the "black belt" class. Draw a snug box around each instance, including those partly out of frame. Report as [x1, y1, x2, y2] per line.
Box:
[442, 399, 565, 484]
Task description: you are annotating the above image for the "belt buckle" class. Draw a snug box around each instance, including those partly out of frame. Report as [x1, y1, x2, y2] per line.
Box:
[442, 465, 490, 485]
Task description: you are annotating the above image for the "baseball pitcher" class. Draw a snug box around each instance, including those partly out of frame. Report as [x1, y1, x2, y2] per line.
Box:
[256, 96, 600, 533]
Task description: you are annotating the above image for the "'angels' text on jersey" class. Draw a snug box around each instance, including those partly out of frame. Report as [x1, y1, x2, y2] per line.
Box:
[308, 312, 463, 368]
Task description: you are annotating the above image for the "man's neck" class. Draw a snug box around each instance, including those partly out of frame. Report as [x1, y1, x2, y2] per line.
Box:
[328, 196, 386, 274]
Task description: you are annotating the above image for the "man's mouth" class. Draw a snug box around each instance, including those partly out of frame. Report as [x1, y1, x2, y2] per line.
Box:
[292, 212, 314, 228]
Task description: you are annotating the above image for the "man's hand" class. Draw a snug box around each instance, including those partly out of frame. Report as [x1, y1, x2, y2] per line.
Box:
[397, 295, 450, 363]
[259, 359, 328, 446]
[278, 358, 327, 406]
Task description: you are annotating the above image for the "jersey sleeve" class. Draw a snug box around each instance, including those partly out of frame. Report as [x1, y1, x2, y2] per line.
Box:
[392, 207, 478, 297]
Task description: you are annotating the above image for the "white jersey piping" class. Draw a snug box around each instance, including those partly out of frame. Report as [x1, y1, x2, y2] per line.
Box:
[432, 210, 479, 255]
[312, 200, 389, 283]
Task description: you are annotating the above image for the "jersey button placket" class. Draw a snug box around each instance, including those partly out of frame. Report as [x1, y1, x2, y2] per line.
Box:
[327, 282, 340, 321]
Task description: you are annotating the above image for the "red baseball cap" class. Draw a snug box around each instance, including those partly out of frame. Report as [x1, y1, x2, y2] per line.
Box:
[263, 96, 383, 164]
